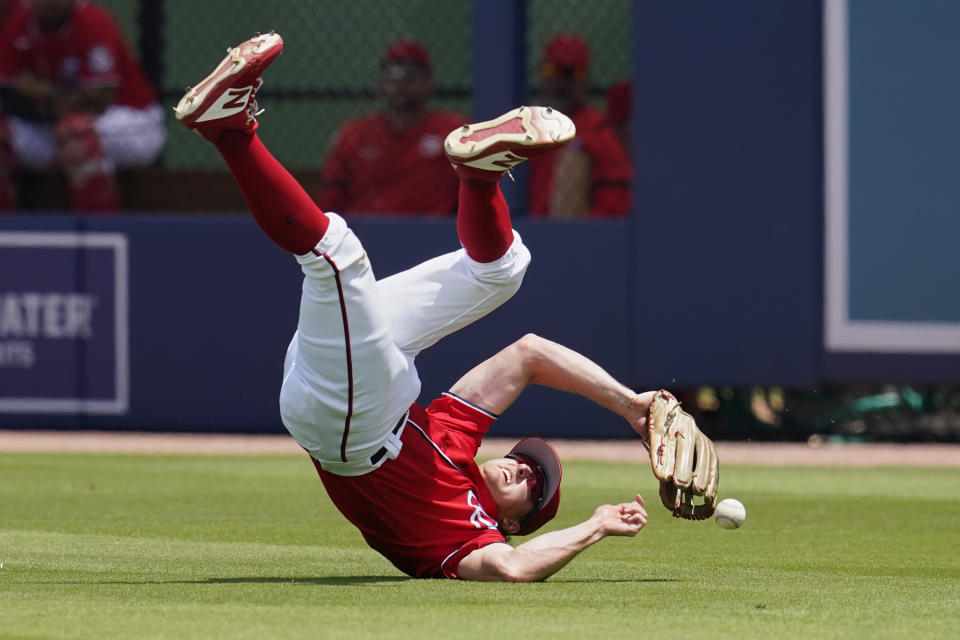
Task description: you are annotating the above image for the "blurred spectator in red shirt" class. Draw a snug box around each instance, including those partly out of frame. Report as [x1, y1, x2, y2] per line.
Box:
[529, 34, 630, 218]
[0, 0, 165, 211]
[0, 0, 28, 209]
[316, 39, 467, 216]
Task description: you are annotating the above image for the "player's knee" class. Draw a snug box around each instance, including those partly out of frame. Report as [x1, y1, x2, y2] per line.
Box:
[466, 231, 530, 287]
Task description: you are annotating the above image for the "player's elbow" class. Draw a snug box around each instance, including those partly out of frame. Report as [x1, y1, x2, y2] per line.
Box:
[514, 333, 549, 362]
[488, 557, 541, 583]
[485, 551, 547, 583]
[514, 333, 561, 380]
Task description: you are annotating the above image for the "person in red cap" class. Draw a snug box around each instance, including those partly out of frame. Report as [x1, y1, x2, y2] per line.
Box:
[315, 39, 468, 215]
[0, 0, 165, 211]
[175, 34, 661, 582]
[529, 34, 631, 218]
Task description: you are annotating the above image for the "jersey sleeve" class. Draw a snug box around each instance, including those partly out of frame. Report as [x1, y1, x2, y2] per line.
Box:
[440, 531, 506, 579]
[427, 393, 497, 437]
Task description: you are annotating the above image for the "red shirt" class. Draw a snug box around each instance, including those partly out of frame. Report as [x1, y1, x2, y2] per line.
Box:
[0, 0, 27, 27]
[528, 104, 631, 217]
[314, 393, 506, 579]
[316, 110, 467, 215]
[0, 1, 157, 109]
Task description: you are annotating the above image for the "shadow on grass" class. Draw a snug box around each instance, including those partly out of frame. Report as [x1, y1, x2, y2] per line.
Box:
[24, 575, 677, 585]
[19, 576, 409, 586]
[553, 578, 679, 584]
[201, 576, 410, 585]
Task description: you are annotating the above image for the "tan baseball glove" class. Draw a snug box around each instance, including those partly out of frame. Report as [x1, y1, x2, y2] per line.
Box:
[643, 390, 719, 520]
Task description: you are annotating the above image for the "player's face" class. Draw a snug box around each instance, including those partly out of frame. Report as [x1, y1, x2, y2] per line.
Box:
[540, 72, 586, 115]
[480, 457, 542, 531]
[380, 63, 433, 113]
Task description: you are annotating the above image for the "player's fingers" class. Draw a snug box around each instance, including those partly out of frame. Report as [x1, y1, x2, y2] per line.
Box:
[634, 494, 647, 519]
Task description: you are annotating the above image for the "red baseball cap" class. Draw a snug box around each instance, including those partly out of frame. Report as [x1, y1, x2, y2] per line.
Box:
[506, 437, 562, 536]
[381, 39, 431, 68]
[542, 34, 590, 72]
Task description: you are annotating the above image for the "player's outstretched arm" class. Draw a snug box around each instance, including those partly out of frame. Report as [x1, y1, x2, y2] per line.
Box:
[457, 494, 647, 582]
[449, 333, 654, 437]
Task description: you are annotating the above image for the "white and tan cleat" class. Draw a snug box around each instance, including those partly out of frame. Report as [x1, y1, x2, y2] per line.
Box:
[173, 32, 283, 143]
[443, 106, 575, 181]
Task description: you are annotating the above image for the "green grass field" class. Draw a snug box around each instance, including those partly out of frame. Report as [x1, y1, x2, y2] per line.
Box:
[2, 453, 958, 639]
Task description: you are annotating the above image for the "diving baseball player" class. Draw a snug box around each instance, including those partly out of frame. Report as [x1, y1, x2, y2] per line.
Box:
[173, 33, 719, 582]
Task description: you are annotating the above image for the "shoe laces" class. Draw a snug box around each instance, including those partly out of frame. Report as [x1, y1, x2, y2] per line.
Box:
[245, 77, 266, 124]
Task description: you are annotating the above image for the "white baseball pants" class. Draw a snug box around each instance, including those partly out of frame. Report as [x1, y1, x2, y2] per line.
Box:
[279, 212, 530, 476]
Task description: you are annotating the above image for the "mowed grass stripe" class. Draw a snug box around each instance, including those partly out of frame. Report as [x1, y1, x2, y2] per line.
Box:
[1, 453, 958, 639]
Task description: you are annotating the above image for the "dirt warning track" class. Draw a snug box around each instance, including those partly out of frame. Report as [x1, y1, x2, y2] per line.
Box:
[0, 430, 958, 466]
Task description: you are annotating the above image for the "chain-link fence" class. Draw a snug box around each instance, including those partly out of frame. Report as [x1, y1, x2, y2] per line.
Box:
[98, 0, 633, 172]
[527, 0, 633, 109]
[6, 0, 634, 213]
[157, 0, 474, 170]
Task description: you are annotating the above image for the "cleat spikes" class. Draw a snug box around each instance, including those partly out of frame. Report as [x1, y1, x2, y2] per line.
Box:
[173, 32, 283, 143]
[443, 106, 575, 182]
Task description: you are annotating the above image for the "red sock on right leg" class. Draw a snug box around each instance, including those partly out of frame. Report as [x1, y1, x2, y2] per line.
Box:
[456, 180, 513, 263]
[216, 131, 329, 254]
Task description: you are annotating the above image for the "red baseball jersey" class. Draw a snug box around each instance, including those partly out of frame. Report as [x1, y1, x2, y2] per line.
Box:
[316, 110, 467, 215]
[314, 393, 507, 579]
[0, 1, 157, 109]
[528, 104, 631, 217]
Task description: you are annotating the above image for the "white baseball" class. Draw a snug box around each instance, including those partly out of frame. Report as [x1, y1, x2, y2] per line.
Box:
[714, 498, 746, 529]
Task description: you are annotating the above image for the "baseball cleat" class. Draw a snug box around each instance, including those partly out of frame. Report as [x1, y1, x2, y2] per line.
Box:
[174, 32, 283, 143]
[444, 106, 575, 181]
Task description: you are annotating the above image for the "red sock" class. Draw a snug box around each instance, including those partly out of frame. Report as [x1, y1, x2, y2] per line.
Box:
[456, 180, 513, 262]
[216, 132, 328, 254]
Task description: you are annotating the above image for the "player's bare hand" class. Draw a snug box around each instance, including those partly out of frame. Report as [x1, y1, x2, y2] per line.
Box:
[629, 391, 658, 440]
[593, 494, 647, 537]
